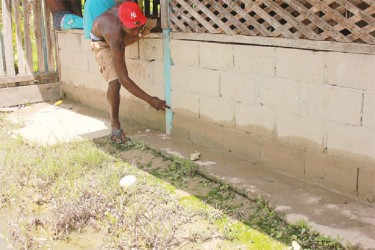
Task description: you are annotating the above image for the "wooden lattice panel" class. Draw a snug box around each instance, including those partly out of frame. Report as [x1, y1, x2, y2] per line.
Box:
[170, 0, 375, 44]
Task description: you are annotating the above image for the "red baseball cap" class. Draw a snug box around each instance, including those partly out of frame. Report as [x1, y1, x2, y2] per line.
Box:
[118, 2, 147, 28]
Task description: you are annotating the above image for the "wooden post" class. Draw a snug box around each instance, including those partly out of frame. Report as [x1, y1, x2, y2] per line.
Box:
[0, 33, 5, 77]
[2, 0, 16, 77]
[145, 0, 150, 17]
[13, 0, 26, 75]
[138, 0, 144, 15]
[160, 0, 169, 30]
[43, 0, 56, 73]
[23, 0, 34, 75]
[33, 0, 46, 73]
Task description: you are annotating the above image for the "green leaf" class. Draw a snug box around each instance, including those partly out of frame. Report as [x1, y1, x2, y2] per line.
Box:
[276, 231, 283, 238]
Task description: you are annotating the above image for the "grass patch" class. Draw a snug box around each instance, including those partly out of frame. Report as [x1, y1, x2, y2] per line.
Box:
[0, 112, 345, 249]
[100, 138, 345, 249]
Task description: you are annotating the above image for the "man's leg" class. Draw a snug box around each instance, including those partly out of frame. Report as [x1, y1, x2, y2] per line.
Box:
[65, 0, 83, 17]
[107, 79, 126, 143]
[91, 41, 125, 143]
[107, 79, 121, 130]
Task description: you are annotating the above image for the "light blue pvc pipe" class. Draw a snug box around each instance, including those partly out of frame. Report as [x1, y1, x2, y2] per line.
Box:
[163, 28, 172, 134]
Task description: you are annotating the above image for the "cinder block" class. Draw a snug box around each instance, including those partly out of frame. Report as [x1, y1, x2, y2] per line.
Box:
[325, 86, 362, 125]
[87, 52, 101, 74]
[171, 113, 191, 142]
[305, 85, 326, 118]
[200, 96, 235, 127]
[146, 107, 166, 132]
[141, 84, 165, 101]
[171, 65, 220, 97]
[199, 42, 233, 70]
[261, 77, 305, 115]
[358, 165, 375, 202]
[220, 71, 244, 100]
[170, 65, 189, 92]
[81, 35, 92, 53]
[60, 67, 84, 87]
[323, 157, 358, 195]
[363, 92, 375, 129]
[61, 84, 108, 114]
[171, 90, 199, 116]
[59, 50, 89, 71]
[233, 45, 275, 77]
[57, 32, 82, 51]
[125, 42, 139, 59]
[304, 152, 357, 194]
[120, 86, 137, 100]
[327, 123, 375, 159]
[276, 48, 325, 85]
[220, 71, 257, 105]
[120, 99, 149, 126]
[63, 67, 107, 92]
[126, 59, 148, 85]
[261, 139, 305, 177]
[82, 71, 108, 92]
[276, 113, 323, 149]
[60, 67, 70, 86]
[139, 38, 163, 61]
[235, 103, 275, 136]
[170, 40, 199, 66]
[147, 61, 164, 87]
[181, 116, 226, 153]
[304, 152, 325, 184]
[325, 52, 375, 91]
[222, 127, 261, 162]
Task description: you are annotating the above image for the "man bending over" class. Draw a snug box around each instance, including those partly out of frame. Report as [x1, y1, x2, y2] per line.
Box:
[89, 1, 168, 143]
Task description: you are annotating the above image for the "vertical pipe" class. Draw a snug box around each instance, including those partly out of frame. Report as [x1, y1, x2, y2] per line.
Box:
[161, 0, 172, 134]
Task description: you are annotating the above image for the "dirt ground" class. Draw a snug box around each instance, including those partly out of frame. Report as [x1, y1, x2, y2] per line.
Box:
[0, 104, 375, 249]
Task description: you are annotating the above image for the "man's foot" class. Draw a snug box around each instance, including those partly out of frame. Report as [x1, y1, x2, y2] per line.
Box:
[111, 128, 126, 144]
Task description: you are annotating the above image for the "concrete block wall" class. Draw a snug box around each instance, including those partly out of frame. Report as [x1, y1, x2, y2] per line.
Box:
[57, 31, 166, 132]
[170, 39, 375, 202]
[57, 31, 375, 202]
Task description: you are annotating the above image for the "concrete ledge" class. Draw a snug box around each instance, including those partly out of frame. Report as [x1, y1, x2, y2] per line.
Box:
[173, 111, 375, 202]
[171, 32, 375, 55]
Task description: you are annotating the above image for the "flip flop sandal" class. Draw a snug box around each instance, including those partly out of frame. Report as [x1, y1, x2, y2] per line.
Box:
[111, 129, 126, 144]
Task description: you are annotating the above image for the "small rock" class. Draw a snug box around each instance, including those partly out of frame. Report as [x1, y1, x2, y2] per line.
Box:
[292, 240, 302, 250]
[190, 151, 200, 161]
[119, 175, 137, 188]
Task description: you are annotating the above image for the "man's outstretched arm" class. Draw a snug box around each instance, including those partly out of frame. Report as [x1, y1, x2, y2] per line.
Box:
[107, 28, 168, 110]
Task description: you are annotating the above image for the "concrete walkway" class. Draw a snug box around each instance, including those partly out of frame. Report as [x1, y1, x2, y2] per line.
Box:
[6, 101, 375, 249]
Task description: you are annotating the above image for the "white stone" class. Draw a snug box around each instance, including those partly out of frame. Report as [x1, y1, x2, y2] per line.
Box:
[119, 175, 137, 188]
